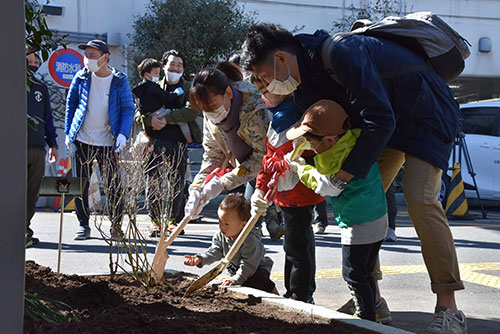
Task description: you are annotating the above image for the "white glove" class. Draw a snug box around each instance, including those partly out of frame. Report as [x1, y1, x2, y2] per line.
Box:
[200, 176, 225, 202]
[250, 189, 269, 216]
[283, 151, 306, 172]
[277, 168, 299, 192]
[65, 135, 77, 157]
[174, 87, 184, 96]
[312, 172, 345, 197]
[185, 188, 204, 219]
[115, 134, 127, 152]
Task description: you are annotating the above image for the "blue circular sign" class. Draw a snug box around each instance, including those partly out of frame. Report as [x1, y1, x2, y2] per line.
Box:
[48, 48, 84, 88]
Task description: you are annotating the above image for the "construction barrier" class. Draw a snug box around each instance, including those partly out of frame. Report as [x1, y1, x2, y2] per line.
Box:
[445, 162, 473, 219]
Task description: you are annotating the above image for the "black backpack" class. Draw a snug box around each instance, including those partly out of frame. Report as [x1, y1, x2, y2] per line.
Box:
[322, 12, 471, 83]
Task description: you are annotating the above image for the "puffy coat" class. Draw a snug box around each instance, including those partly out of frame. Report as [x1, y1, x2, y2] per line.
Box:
[293, 30, 460, 177]
[65, 67, 135, 141]
[255, 99, 325, 207]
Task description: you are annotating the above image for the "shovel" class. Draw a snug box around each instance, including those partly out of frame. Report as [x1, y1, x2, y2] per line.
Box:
[151, 215, 192, 284]
[184, 213, 262, 297]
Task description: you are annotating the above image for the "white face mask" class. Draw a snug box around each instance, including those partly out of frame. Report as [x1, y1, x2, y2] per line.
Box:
[166, 70, 183, 84]
[84, 54, 105, 73]
[146, 73, 160, 83]
[266, 57, 299, 95]
[205, 95, 230, 124]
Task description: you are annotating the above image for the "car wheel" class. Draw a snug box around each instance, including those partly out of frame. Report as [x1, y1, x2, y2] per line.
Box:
[439, 174, 451, 208]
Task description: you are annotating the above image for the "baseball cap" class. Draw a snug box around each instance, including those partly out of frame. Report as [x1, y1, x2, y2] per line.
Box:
[78, 39, 110, 54]
[286, 99, 348, 140]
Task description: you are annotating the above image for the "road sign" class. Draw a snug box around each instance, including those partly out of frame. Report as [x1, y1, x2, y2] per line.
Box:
[48, 48, 84, 88]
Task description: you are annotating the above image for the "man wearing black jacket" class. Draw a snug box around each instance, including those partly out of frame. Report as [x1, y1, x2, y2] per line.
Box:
[26, 52, 58, 247]
[141, 50, 201, 236]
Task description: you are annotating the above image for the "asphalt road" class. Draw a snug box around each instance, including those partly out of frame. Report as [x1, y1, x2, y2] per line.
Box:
[26, 198, 500, 334]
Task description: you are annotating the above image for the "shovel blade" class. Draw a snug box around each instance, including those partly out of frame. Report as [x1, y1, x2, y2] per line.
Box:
[184, 262, 226, 297]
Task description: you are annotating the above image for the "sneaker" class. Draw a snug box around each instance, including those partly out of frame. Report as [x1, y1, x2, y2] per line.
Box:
[337, 297, 392, 324]
[385, 228, 398, 242]
[422, 307, 467, 334]
[149, 223, 161, 238]
[269, 224, 284, 241]
[26, 236, 39, 248]
[167, 221, 185, 235]
[74, 226, 91, 240]
[315, 224, 327, 234]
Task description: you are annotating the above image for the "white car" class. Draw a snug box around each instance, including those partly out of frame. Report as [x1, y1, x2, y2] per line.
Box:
[441, 100, 500, 203]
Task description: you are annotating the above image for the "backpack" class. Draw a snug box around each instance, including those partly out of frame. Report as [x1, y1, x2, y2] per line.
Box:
[321, 12, 471, 83]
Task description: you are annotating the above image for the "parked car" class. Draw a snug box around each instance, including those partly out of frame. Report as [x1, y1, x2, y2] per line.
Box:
[440, 100, 500, 204]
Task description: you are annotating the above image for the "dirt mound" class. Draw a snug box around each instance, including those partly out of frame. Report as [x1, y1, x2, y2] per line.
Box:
[24, 261, 375, 333]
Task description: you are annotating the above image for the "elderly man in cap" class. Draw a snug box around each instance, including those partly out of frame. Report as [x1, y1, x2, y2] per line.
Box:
[65, 39, 134, 240]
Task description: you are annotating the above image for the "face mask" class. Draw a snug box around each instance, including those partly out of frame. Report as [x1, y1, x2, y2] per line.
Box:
[84, 54, 105, 73]
[146, 73, 160, 83]
[28, 65, 39, 74]
[266, 57, 299, 95]
[166, 71, 183, 84]
[262, 93, 285, 109]
[205, 95, 230, 124]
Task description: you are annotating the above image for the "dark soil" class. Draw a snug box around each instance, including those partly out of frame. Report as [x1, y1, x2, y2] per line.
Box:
[24, 261, 377, 334]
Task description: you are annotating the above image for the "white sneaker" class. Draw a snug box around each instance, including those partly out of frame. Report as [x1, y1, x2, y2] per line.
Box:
[385, 228, 397, 242]
[422, 308, 467, 334]
[315, 224, 326, 234]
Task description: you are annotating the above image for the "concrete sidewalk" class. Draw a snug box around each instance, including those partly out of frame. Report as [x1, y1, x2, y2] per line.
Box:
[26, 198, 500, 333]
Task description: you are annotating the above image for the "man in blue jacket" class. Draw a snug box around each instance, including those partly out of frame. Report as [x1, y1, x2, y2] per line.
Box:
[241, 24, 465, 333]
[65, 40, 134, 240]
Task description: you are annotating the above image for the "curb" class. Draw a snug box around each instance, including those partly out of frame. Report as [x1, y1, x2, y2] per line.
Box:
[224, 285, 415, 334]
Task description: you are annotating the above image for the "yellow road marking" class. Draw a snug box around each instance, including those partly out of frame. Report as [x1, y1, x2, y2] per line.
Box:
[216, 263, 500, 290]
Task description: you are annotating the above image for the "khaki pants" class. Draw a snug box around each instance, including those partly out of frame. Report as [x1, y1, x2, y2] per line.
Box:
[374, 148, 464, 294]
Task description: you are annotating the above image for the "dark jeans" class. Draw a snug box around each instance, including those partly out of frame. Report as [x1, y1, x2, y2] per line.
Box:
[282, 205, 316, 302]
[386, 182, 397, 230]
[342, 240, 384, 321]
[27, 147, 46, 237]
[74, 141, 123, 228]
[242, 266, 276, 293]
[147, 139, 187, 223]
[313, 199, 329, 227]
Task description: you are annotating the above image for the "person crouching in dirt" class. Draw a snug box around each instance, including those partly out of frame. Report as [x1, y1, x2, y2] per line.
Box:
[283, 100, 388, 321]
[184, 193, 278, 294]
[249, 75, 324, 303]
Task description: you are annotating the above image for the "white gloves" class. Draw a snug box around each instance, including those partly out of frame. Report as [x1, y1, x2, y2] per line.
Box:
[283, 152, 306, 172]
[200, 176, 225, 202]
[309, 170, 344, 197]
[174, 87, 184, 96]
[115, 134, 127, 152]
[250, 189, 269, 216]
[277, 168, 299, 192]
[184, 188, 204, 219]
[65, 135, 77, 157]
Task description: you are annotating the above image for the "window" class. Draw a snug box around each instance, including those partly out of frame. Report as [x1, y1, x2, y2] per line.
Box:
[460, 107, 500, 136]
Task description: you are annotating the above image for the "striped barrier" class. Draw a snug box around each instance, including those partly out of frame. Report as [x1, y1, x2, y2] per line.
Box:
[445, 162, 473, 219]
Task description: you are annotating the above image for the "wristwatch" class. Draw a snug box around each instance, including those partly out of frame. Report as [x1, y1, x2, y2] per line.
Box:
[330, 175, 348, 190]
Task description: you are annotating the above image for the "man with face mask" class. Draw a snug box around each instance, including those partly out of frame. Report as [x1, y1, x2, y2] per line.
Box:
[65, 39, 134, 240]
[241, 24, 466, 333]
[141, 50, 202, 236]
[26, 51, 58, 247]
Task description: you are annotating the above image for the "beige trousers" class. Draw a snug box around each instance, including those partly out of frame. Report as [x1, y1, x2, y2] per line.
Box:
[374, 148, 464, 293]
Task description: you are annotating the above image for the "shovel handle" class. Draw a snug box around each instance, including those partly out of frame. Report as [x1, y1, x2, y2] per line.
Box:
[290, 137, 307, 161]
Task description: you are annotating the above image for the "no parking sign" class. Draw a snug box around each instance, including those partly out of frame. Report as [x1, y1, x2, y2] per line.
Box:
[48, 48, 84, 88]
